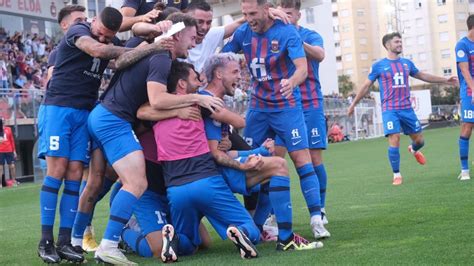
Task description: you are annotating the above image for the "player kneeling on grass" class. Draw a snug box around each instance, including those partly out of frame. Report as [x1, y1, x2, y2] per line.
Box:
[348, 32, 457, 186]
[199, 53, 322, 251]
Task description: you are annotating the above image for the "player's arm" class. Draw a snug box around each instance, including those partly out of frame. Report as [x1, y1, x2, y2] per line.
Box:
[223, 8, 288, 39]
[413, 71, 458, 85]
[46, 66, 54, 83]
[136, 102, 201, 121]
[459, 62, 474, 90]
[131, 20, 173, 39]
[147, 82, 224, 111]
[280, 57, 307, 99]
[120, 7, 160, 32]
[303, 42, 324, 62]
[208, 140, 263, 171]
[209, 108, 245, 129]
[347, 79, 374, 116]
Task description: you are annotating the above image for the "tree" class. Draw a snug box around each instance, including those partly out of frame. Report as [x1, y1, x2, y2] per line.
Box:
[338, 74, 354, 97]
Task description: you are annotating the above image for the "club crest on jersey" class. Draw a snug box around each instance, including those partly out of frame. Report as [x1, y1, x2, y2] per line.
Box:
[403, 63, 409, 71]
[457, 50, 465, 58]
[271, 40, 279, 53]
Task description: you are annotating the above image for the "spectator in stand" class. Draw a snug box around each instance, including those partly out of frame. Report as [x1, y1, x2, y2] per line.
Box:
[328, 122, 344, 143]
[0, 118, 17, 186]
[0, 52, 8, 88]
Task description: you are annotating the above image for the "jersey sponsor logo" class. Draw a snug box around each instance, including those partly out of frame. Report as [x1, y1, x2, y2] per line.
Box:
[393, 72, 406, 88]
[250, 58, 272, 82]
[457, 50, 466, 58]
[83, 58, 102, 80]
[271, 40, 279, 53]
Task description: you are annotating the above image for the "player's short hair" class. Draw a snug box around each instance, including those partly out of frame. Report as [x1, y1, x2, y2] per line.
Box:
[155, 7, 181, 23]
[167, 60, 197, 93]
[382, 32, 402, 49]
[57, 5, 85, 24]
[241, 0, 267, 5]
[203, 53, 240, 82]
[166, 13, 197, 28]
[467, 14, 474, 30]
[99, 7, 123, 32]
[279, 0, 301, 10]
[187, 0, 212, 12]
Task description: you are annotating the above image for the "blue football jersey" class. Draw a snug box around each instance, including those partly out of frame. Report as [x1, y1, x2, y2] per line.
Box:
[222, 20, 306, 112]
[455, 37, 474, 100]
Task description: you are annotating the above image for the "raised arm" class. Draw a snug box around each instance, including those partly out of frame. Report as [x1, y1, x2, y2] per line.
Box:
[347, 78, 374, 116]
[75, 36, 132, 59]
[120, 7, 160, 32]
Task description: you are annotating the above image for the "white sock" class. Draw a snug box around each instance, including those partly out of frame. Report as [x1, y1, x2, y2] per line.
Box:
[100, 239, 119, 249]
[394, 172, 402, 178]
[71, 237, 83, 247]
[462, 169, 470, 175]
[311, 214, 322, 225]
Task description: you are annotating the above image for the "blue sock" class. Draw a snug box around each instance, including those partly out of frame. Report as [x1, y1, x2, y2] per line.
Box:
[103, 189, 138, 242]
[411, 141, 424, 152]
[388, 146, 400, 173]
[253, 183, 271, 230]
[459, 137, 469, 170]
[178, 233, 197, 256]
[269, 176, 292, 241]
[122, 228, 153, 257]
[314, 164, 327, 208]
[296, 164, 321, 217]
[72, 212, 92, 241]
[58, 180, 80, 245]
[40, 176, 62, 242]
[109, 182, 122, 207]
[79, 180, 87, 196]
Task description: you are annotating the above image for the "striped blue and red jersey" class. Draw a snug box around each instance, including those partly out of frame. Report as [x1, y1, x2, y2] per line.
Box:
[368, 58, 419, 112]
[455, 36, 474, 100]
[298, 26, 323, 111]
[222, 20, 306, 112]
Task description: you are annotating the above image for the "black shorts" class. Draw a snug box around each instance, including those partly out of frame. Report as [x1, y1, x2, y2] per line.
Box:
[0, 152, 14, 164]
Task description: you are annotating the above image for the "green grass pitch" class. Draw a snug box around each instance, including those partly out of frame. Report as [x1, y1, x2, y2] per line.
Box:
[1, 127, 474, 265]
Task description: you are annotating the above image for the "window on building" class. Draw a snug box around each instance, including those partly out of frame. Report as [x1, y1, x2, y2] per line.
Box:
[343, 40, 352, 47]
[358, 23, 366, 31]
[336, 62, 343, 70]
[443, 67, 452, 76]
[356, 9, 364, 16]
[415, 0, 422, 8]
[305, 8, 315, 24]
[441, 49, 450, 59]
[359, 38, 367, 45]
[335, 42, 340, 47]
[342, 24, 350, 32]
[419, 52, 427, 61]
[360, 53, 368, 60]
[333, 25, 339, 33]
[416, 18, 423, 27]
[438, 14, 448, 23]
[332, 11, 338, 17]
[437, 0, 446, 5]
[439, 31, 449, 42]
[340, 9, 350, 17]
[405, 37, 413, 46]
[336, 56, 342, 61]
[417, 35, 425, 45]
[344, 53, 353, 62]
[457, 12, 467, 21]
[345, 69, 353, 76]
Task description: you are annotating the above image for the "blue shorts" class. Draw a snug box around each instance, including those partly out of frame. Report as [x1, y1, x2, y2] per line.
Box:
[382, 109, 422, 136]
[88, 104, 142, 165]
[244, 109, 308, 152]
[220, 157, 260, 196]
[461, 99, 474, 123]
[275, 109, 327, 149]
[38, 105, 90, 163]
[167, 176, 259, 254]
[0, 152, 14, 164]
[133, 190, 169, 236]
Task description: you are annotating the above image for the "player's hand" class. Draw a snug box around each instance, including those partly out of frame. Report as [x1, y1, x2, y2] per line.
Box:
[269, 7, 290, 24]
[261, 138, 275, 155]
[153, 36, 174, 51]
[241, 155, 264, 171]
[155, 20, 173, 34]
[13, 152, 17, 160]
[280, 79, 294, 99]
[347, 104, 355, 116]
[196, 95, 224, 113]
[446, 76, 458, 86]
[218, 136, 232, 151]
[141, 9, 160, 23]
[177, 106, 201, 121]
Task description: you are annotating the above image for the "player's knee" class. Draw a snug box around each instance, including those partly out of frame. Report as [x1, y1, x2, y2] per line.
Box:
[274, 157, 289, 176]
[128, 177, 148, 196]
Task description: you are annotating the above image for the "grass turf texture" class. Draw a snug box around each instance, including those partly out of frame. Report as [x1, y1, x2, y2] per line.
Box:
[1, 127, 474, 265]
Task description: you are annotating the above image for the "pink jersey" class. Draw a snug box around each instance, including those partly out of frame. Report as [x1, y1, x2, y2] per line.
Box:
[153, 111, 209, 161]
[138, 129, 159, 164]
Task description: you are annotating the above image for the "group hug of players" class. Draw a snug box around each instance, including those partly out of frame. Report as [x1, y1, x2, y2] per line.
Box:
[35, 0, 474, 264]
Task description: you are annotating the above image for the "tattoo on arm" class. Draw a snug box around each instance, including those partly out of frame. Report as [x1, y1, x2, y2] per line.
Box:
[214, 152, 241, 170]
[115, 44, 161, 70]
